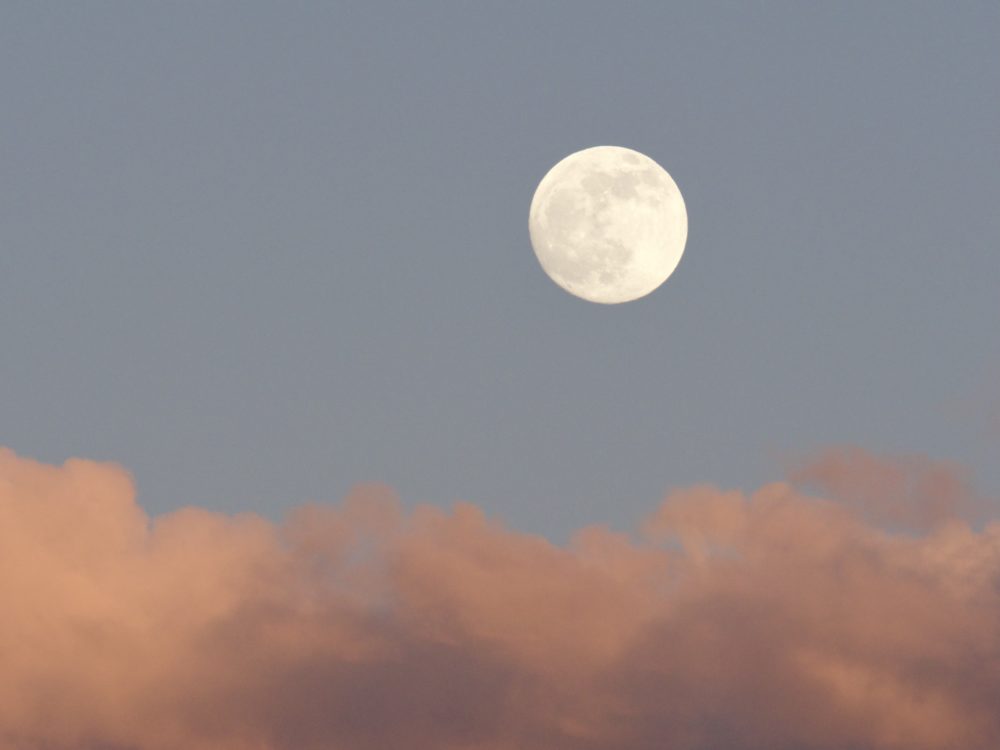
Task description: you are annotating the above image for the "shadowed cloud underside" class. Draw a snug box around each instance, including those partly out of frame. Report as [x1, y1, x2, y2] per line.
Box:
[1, 446, 999, 750]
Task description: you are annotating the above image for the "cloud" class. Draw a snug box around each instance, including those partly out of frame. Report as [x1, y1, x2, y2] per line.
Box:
[789, 445, 977, 531]
[1, 446, 999, 749]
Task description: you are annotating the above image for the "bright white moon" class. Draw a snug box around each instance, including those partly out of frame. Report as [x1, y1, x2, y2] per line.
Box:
[529, 145, 688, 304]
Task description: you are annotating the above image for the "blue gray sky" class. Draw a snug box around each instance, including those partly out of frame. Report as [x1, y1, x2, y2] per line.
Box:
[2, 2, 998, 538]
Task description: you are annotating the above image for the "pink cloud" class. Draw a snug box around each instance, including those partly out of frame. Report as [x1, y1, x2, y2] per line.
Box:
[790, 445, 977, 531]
[1, 446, 998, 749]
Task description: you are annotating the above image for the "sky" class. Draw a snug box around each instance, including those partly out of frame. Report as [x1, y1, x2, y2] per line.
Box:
[2, 2, 997, 536]
[1, 3, 999, 748]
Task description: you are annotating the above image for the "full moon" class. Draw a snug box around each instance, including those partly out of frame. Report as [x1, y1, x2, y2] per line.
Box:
[528, 146, 687, 304]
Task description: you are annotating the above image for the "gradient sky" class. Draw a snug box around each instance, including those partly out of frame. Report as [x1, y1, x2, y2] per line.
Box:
[2, 2, 998, 539]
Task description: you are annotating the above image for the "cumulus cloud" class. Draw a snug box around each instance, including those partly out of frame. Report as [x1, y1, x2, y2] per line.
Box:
[1, 446, 999, 749]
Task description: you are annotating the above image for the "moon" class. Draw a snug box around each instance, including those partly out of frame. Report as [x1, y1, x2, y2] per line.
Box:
[528, 146, 688, 304]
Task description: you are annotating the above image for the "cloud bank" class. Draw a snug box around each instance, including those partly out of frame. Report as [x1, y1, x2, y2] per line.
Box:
[1, 446, 999, 750]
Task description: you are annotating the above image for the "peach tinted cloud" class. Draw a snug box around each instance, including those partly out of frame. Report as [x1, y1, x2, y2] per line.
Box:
[790, 445, 978, 531]
[1, 446, 999, 750]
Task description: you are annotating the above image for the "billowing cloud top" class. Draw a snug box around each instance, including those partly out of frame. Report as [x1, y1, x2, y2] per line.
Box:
[1, 446, 999, 749]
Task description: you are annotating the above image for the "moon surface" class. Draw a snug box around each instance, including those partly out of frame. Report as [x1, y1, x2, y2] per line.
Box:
[529, 146, 688, 304]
